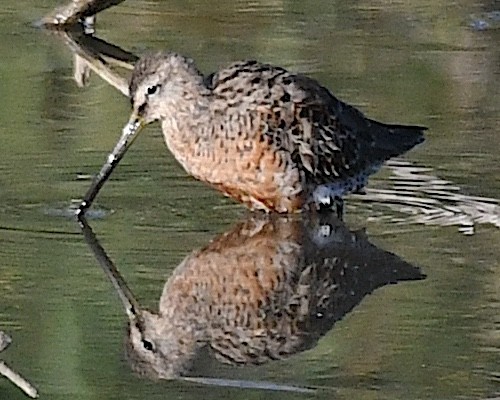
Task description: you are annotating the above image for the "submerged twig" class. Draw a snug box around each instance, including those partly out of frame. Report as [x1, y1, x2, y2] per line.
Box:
[0, 331, 12, 352]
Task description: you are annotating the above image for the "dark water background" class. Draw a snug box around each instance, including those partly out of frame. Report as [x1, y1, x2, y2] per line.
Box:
[0, 1, 499, 399]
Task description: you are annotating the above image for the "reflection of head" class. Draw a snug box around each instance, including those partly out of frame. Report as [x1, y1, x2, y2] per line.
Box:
[123, 310, 197, 380]
[124, 321, 158, 379]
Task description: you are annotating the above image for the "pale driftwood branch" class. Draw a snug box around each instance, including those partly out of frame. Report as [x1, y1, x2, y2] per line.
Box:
[74, 54, 92, 87]
[0, 332, 39, 398]
[70, 32, 138, 70]
[40, 0, 140, 96]
[73, 53, 130, 96]
[39, 0, 126, 28]
[48, 28, 137, 96]
[0, 361, 39, 398]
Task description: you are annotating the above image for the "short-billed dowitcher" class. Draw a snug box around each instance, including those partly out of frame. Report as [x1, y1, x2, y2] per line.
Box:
[77, 52, 425, 216]
[79, 213, 423, 379]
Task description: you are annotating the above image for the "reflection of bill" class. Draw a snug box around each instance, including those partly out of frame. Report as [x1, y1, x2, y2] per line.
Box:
[0, 331, 38, 398]
[79, 213, 424, 383]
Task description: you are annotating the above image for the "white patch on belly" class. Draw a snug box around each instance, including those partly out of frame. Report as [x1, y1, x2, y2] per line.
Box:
[311, 167, 378, 207]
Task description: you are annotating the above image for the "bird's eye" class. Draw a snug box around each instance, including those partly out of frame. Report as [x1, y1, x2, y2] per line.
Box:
[146, 84, 161, 96]
[142, 338, 155, 352]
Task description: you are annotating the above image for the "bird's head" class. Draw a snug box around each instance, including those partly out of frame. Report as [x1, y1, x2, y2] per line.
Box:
[124, 52, 206, 136]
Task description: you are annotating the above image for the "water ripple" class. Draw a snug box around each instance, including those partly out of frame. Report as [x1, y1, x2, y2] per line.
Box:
[353, 159, 500, 234]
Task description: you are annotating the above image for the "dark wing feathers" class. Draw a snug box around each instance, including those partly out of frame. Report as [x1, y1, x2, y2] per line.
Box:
[285, 73, 425, 181]
[208, 60, 425, 183]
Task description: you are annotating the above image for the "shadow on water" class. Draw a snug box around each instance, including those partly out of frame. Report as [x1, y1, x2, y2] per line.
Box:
[78, 212, 424, 393]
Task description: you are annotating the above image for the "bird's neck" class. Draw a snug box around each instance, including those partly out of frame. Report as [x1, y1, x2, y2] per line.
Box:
[160, 85, 214, 177]
[160, 79, 211, 131]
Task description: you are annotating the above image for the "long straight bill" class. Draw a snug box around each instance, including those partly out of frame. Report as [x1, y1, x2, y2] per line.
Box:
[77, 114, 143, 216]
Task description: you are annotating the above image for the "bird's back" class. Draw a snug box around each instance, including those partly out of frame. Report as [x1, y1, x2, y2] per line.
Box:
[201, 60, 425, 210]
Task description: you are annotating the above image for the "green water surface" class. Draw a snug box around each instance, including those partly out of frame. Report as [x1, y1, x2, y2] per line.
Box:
[0, 1, 499, 399]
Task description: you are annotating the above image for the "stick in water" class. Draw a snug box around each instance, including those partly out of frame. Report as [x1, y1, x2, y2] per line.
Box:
[0, 361, 39, 398]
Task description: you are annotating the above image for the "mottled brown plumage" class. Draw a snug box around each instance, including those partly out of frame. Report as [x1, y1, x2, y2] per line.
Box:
[77, 51, 425, 216]
[79, 213, 424, 379]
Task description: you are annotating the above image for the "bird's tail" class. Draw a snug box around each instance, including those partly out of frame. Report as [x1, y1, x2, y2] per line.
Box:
[368, 119, 426, 160]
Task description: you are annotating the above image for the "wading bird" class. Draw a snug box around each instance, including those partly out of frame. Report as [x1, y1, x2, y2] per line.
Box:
[77, 52, 425, 217]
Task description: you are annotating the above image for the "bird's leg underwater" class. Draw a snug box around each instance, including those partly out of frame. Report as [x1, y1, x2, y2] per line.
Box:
[318, 196, 344, 220]
[307, 193, 345, 220]
[335, 197, 344, 220]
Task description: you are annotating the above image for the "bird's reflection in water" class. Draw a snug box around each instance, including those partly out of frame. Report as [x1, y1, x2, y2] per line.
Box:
[78, 213, 424, 385]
